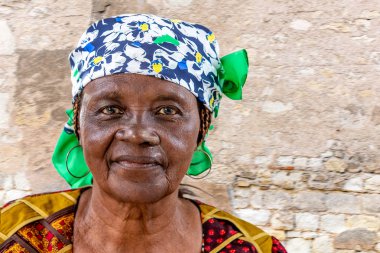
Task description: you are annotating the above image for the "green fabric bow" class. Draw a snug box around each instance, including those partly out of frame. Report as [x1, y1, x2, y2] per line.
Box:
[219, 49, 248, 100]
[52, 109, 92, 188]
[52, 49, 249, 187]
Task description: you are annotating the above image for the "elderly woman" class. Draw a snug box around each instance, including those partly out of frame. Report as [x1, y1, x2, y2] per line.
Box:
[0, 14, 287, 253]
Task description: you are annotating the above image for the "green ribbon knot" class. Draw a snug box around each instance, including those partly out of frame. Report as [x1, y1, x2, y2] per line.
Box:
[219, 49, 249, 100]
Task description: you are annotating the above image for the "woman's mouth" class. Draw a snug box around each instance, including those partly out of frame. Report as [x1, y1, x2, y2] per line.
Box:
[112, 155, 163, 170]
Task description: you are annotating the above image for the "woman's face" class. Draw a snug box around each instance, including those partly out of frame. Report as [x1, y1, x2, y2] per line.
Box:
[79, 73, 200, 203]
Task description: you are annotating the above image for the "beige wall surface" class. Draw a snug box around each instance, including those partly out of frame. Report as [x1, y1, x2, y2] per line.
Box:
[0, 0, 379, 252]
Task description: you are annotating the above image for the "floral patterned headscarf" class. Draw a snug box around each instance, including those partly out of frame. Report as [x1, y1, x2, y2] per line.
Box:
[53, 14, 249, 188]
[70, 13, 223, 111]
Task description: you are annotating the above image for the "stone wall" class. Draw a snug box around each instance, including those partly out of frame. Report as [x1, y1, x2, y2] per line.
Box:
[1, 1, 379, 252]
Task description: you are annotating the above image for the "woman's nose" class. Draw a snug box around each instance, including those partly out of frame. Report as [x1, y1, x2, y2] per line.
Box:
[115, 124, 160, 146]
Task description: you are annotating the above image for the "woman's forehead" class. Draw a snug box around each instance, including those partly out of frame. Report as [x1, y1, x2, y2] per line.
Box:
[82, 73, 197, 104]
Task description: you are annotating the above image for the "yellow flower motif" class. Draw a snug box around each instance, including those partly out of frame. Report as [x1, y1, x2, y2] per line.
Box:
[140, 23, 149, 32]
[207, 33, 215, 43]
[195, 52, 203, 63]
[210, 96, 215, 107]
[152, 62, 163, 73]
[171, 19, 181, 24]
[93, 56, 103, 64]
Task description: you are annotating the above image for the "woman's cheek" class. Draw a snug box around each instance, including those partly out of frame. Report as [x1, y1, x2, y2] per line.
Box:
[81, 121, 114, 169]
[166, 124, 199, 168]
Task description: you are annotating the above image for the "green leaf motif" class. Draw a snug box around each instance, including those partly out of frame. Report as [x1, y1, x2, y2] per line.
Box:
[153, 35, 180, 46]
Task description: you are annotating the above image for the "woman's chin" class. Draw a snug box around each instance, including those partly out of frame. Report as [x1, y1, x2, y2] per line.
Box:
[105, 176, 173, 204]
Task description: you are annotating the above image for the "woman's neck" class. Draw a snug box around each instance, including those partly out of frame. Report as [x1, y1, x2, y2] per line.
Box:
[73, 187, 202, 253]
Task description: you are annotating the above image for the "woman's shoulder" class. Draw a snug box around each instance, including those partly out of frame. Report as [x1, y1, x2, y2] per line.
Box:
[195, 201, 287, 253]
[0, 188, 82, 250]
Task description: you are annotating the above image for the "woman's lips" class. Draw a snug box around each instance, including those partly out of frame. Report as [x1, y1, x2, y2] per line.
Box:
[112, 155, 163, 169]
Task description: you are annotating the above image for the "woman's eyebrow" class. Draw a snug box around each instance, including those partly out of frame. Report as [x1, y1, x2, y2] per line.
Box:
[154, 93, 188, 103]
[92, 90, 124, 100]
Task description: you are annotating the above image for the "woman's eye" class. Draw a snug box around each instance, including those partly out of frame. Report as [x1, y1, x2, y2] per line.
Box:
[101, 106, 123, 115]
[157, 107, 178, 115]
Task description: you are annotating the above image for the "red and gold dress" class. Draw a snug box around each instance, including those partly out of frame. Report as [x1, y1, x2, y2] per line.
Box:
[0, 188, 287, 253]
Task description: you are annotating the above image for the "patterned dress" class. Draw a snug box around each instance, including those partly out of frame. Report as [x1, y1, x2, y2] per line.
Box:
[0, 188, 287, 253]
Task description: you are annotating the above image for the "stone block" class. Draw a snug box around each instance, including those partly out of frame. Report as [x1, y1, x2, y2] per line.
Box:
[271, 171, 301, 190]
[321, 151, 334, 159]
[277, 156, 293, 166]
[375, 242, 380, 252]
[334, 150, 345, 159]
[325, 158, 348, 173]
[365, 175, 380, 191]
[286, 231, 302, 238]
[235, 179, 251, 187]
[270, 212, 294, 230]
[233, 198, 249, 209]
[293, 191, 326, 212]
[308, 158, 323, 168]
[234, 209, 271, 226]
[234, 188, 251, 198]
[250, 189, 263, 209]
[0, 20, 15, 55]
[320, 214, 346, 233]
[301, 232, 318, 239]
[293, 157, 308, 167]
[263, 190, 292, 210]
[295, 213, 319, 231]
[346, 215, 380, 231]
[334, 229, 378, 251]
[254, 156, 270, 165]
[362, 194, 380, 213]
[363, 164, 380, 174]
[325, 193, 360, 214]
[285, 238, 312, 253]
[313, 235, 334, 253]
[343, 177, 363, 192]
[308, 173, 336, 191]
[319, 22, 351, 33]
[257, 169, 272, 181]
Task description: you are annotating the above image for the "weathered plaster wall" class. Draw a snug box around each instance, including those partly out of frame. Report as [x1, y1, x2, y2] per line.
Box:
[0, 1, 379, 252]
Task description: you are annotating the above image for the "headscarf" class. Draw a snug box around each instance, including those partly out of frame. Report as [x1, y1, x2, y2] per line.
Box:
[52, 14, 249, 188]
